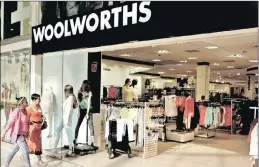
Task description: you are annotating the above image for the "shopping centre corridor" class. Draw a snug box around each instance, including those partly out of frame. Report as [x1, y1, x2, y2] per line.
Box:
[1, 133, 252, 167]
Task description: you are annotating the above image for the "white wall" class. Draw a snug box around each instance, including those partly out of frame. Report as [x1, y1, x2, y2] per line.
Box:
[101, 62, 142, 97]
[42, 51, 88, 148]
[209, 83, 230, 94]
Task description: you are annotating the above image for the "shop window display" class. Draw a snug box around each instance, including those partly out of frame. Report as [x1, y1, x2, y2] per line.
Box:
[0, 49, 31, 142]
[41, 50, 90, 158]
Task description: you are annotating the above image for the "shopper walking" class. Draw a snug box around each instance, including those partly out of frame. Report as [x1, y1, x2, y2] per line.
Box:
[1, 97, 32, 167]
[26, 93, 47, 166]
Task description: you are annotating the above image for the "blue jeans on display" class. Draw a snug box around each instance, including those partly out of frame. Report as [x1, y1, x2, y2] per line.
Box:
[4, 135, 32, 167]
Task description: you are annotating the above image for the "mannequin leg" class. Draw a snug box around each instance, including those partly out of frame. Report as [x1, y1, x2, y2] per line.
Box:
[88, 113, 95, 145]
[4, 106, 11, 127]
[47, 111, 53, 137]
[74, 109, 87, 142]
[53, 121, 64, 150]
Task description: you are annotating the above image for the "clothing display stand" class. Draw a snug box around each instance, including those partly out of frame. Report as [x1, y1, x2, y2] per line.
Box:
[250, 107, 258, 119]
[195, 127, 216, 138]
[143, 102, 158, 159]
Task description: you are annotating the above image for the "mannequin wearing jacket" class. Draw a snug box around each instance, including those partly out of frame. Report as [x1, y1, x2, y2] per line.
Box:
[54, 85, 75, 156]
[41, 84, 54, 137]
[184, 95, 194, 130]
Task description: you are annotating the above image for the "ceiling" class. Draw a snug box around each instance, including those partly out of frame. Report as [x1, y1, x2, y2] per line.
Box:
[103, 29, 258, 84]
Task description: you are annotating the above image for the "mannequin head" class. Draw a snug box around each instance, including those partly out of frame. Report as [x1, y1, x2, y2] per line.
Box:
[17, 97, 28, 109]
[31, 93, 41, 105]
[201, 95, 205, 101]
[1, 82, 8, 89]
[124, 78, 131, 87]
[64, 85, 74, 98]
[81, 80, 90, 91]
[44, 83, 53, 91]
[131, 79, 138, 88]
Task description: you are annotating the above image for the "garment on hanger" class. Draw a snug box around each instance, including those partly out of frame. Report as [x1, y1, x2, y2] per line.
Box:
[165, 95, 177, 117]
[213, 107, 220, 127]
[224, 106, 232, 126]
[249, 122, 258, 158]
[199, 106, 207, 126]
[184, 96, 194, 119]
[205, 107, 213, 127]
[108, 86, 117, 98]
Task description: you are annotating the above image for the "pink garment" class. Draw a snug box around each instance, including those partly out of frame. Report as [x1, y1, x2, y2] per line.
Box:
[108, 87, 117, 98]
[199, 106, 207, 126]
[4, 108, 29, 143]
[224, 106, 231, 126]
[248, 119, 258, 143]
[176, 96, 186, 112]
[184, 97, 194, 119]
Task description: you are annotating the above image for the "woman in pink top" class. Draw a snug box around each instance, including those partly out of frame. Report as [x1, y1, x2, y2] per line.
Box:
[1, 97, 32, 167]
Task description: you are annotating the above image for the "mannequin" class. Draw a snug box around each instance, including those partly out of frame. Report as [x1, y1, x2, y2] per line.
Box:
[122, 78, 133, 102]
[41, 84, 54, 137]
[20, 64, 29, 91]
[54, 85, 75, 156]
[131, 79, 138, 102]
[75, 82, 95, 146]
[1, 82, 10, 127]
[184, 93, 194, 130]
[9, 82, 17, 99]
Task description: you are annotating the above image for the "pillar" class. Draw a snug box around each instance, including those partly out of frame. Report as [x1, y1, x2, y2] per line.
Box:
[30, 2, 42, 96]
[245, 73, 256, 99]
[196, 62, 210, 101]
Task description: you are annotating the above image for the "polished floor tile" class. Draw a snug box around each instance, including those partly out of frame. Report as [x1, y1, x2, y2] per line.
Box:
[1, 132, 252, 167]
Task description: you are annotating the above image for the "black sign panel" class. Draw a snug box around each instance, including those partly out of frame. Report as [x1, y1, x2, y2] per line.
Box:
[32, 1, 258, 54]
[87, 52, 102, 113]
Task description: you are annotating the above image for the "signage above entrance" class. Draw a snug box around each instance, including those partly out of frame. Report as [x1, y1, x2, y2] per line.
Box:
[31, 1, 258, 55]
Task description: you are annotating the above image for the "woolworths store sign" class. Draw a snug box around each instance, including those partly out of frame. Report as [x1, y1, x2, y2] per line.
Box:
[31, 1, 258, 55]
[32, 1, 152, 54]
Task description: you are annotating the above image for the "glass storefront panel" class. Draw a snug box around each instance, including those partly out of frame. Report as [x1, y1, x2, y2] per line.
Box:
[0, 48, 31, 142]
[41, 50, 88, 159]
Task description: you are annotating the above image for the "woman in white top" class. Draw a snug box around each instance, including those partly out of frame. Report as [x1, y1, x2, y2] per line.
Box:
[122, 78, 133, 102]
[54, 85, 76, 156]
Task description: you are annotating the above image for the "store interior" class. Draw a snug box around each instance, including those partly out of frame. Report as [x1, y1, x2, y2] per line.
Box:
[0, 48, 30, 142]
[1, 28, 258, 166]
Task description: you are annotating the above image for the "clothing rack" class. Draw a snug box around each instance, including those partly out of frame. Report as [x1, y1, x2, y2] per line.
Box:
[250, 107, 258, 119]
[195, 101, 217, 138]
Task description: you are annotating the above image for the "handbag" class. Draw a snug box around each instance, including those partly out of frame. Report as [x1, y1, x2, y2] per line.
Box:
[41, 118, 48, 130]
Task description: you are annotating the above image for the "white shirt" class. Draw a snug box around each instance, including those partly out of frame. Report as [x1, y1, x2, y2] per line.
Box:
[165, 95, 177, 117]
[250, 122, 258, 157]
[63, 95, 74, 123]
[41, 90, 54, 114]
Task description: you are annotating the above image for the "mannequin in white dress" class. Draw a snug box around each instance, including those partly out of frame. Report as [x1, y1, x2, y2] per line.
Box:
[54, 85, 75, 156]
[41, 84, 54, 137]
[1, 82, 10, 127]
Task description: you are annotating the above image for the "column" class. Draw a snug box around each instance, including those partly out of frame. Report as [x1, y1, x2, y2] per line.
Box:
[30, 2, 42, 96]
[196, 62, 210, 101]
[245, 73, 256, 99]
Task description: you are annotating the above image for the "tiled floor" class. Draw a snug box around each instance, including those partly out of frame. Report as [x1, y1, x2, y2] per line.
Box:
[1, 132, 252, 167]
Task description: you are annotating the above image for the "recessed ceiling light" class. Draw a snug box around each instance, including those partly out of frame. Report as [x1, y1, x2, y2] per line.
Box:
[205, 46, 218, 49]
[186, 71, 192, 73]
[188, 57, 197, 60]
[177, 64, 183, 66]
[237, 73, 240, 75]
[151, 45, 156, 47]
[249, 60, 258, 63]
[180, 60, 187, 63]
[120, 54, 131, 57]
[158, 72, 165, 74]
[229, 54, 243, 58]
[11, 28, 14, 31]
[217, 72, 220, 75]
[227, 66, 235, 69]
[256, 74, 258, 76]
[152, 59, 161, 62]
[169, 68, 176, 70]
[213, 63, 220, 66]
[157, 50, 169, 54]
